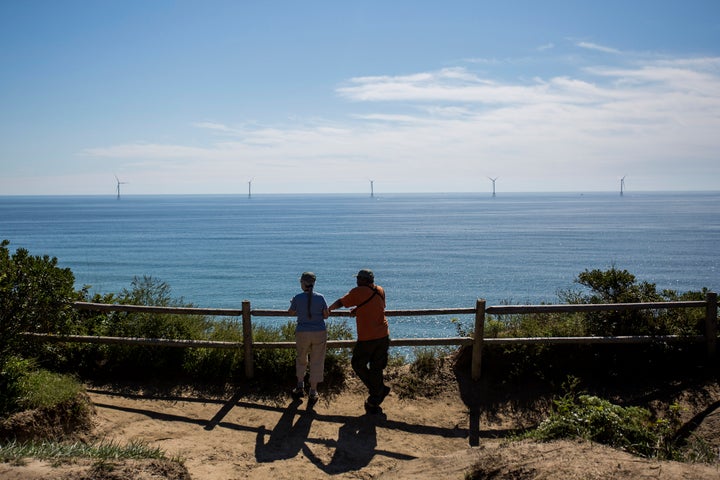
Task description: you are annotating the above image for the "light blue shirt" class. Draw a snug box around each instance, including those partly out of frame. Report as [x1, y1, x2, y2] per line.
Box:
[290, 291, 328, 332]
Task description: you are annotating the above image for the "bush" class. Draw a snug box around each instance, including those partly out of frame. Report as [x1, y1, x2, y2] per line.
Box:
[52, 276, 354, 389]
[528, 377, 663, 458]
[17, 369, 84, 411]
[0, 240, 80, 366]
[0, 356, 84, 417]
[560, 266, 706, 336]
[61, 276, 217, 380]
[454, 265, 709, 356]
[394, 348, 449, 399]
[0, 357, 34, 416]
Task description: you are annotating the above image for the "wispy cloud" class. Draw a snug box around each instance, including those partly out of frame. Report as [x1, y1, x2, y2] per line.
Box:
[577, 41, 621, 54]
[81, 52, 720, 193]
[83, 143, 209, 158]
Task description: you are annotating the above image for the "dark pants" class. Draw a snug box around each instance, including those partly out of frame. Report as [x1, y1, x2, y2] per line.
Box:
[351, 335, 390, 402]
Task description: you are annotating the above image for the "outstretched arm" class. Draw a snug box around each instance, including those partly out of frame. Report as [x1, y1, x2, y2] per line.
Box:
[328, 299, 343, 311]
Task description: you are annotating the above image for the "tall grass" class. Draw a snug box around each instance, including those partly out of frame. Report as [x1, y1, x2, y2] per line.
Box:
[17, 369, 84, 410]
[0, 439, 169, 462]
[1, 357, 84, 416]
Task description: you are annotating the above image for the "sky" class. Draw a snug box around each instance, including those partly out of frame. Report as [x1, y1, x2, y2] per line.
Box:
[1, 0, 719, 195]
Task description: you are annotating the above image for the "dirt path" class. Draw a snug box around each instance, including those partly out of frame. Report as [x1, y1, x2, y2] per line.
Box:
[85, 383, 472, 479]
[2, 379, 720, 479]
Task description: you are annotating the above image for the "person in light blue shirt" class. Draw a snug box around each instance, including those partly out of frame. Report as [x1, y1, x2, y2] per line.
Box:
[288, 272, 329, 401]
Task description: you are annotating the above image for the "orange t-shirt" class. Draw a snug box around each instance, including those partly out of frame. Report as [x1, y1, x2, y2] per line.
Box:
[341, 285, 389, 341]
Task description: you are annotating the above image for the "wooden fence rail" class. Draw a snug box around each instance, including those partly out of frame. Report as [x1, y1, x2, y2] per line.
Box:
[24, 293, 718, 381]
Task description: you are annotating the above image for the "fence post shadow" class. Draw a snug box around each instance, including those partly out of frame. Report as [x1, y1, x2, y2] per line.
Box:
[204, 388, 246, 431]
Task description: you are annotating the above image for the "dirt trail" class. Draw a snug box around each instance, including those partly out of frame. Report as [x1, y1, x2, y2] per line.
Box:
[2, 379, 720, 479]
[85, 383, 471, 479]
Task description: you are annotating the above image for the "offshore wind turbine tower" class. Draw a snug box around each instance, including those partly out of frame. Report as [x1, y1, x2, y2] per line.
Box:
[115, 175, 128, 200]
[488, 177, 498, 197]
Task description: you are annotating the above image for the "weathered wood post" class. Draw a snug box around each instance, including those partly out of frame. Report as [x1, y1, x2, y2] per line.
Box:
[705, 292, 717, 361]
[242, 300, 254, 378]
[472, 299, 486, 381]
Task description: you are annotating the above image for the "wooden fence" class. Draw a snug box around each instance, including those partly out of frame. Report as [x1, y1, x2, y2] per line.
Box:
[24, 292, 717, 381]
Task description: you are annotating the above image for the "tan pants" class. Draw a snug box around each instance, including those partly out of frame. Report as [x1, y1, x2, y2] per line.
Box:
[295, 330, 327, 384]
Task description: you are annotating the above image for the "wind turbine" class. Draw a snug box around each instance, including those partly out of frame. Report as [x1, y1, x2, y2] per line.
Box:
[488, 177, 499, 197]
[369, 179, 374, 198]
[248, 178, 253, 199]
[115, 175, 128, 200]
[620, 176, 626, 196]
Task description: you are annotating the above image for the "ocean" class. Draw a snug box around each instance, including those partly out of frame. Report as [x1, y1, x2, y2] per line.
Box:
[1, 192, 718, 340]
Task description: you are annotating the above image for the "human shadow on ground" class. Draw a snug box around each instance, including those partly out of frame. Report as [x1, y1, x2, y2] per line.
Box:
[253, 400, 422, 474]
[302, 412, 387, 474]
[254, 397, 315, 463]
[89, 390, 476, 440]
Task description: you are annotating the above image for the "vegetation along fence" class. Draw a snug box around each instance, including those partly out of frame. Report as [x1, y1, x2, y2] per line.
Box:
[25, 292, 717, 381]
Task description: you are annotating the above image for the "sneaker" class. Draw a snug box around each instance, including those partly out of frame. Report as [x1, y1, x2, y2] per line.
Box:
[291, 386, 304, 399]
[308, 390, 319, 401]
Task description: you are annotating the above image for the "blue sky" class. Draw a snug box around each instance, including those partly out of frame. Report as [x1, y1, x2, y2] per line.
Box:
[1, 1, 719, 195]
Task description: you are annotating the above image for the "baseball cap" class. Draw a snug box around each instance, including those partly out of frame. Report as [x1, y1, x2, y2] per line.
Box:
[300, 272, 316, 285]
[355, 269, 374, 282]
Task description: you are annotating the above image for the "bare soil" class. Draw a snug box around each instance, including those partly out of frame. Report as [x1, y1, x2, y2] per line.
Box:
[2, 368, 720, 480]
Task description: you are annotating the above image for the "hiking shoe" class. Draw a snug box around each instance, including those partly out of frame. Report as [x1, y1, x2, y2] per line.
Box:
[291, 386, 304, 399]
[308, 390, 319, 402]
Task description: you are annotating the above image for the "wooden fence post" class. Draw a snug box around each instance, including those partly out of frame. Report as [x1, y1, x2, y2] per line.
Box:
[472, 299, 486, 381]
[705, 292, 717, 361]
[242, 300, 254, 379]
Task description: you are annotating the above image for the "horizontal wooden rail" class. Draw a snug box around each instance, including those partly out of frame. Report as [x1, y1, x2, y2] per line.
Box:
[483, 334, 705, 345]
[21, 333, 475, 350]
[21, 332, 243, 349]
[22, 333, 703, 349]
[74, 302, 478, 318]
[74, 302, 243, 317]
[487, 301, 706, 315]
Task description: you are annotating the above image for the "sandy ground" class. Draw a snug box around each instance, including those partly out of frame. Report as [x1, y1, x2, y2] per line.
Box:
[86, 382, 471, 479]
[2, 376, 720, 479]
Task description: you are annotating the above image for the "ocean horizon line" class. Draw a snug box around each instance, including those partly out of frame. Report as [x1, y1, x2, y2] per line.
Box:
[2, 190, 719, 199]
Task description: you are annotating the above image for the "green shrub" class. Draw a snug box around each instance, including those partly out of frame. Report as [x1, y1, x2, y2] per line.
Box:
[0, 240, 80, 366]
[453, 266, 708, 352]
[527, 377, 665, 458]
[17, 370, 84, 411]
[394, 347, 448, 399]
[0, 357, 35, 416]
[0, 356, 84, 417]
[560, 266, 707, 336]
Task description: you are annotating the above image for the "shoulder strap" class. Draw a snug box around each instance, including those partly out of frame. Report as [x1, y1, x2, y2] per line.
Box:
[353, 286, 381, 312]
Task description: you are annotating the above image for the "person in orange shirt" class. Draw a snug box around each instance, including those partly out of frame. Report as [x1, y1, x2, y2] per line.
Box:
[328, 269, 390, 413]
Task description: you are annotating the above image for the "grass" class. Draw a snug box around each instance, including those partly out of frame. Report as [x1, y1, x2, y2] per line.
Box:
[17, 370, 84, 410]
[392, 347, 452, 399]
[0, 438, 172, 463]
